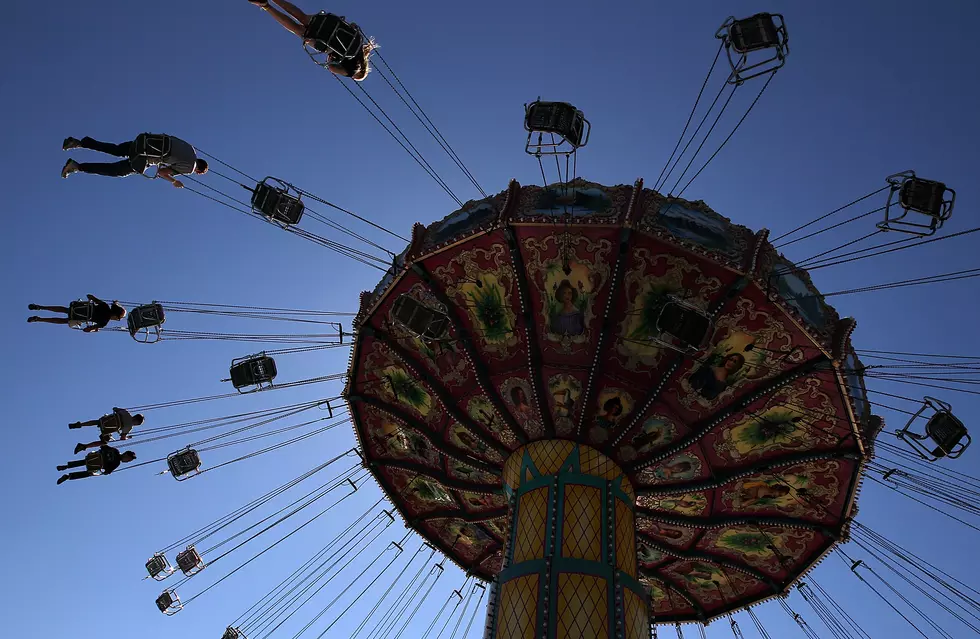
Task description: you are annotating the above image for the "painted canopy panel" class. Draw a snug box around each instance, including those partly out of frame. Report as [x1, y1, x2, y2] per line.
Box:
[347, 179, 871, 622]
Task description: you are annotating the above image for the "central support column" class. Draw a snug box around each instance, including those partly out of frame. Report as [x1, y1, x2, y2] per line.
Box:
[488, 440, 650, 639]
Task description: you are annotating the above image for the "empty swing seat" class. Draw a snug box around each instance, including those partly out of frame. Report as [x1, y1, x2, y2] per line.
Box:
[176, 545, 205, 576]
[145, 553, 175, 581]
[900, 178, 949, 218]
[391, 294, 450, 341]
[229, 354, 278, 391]
[250, 179, 305, 226]
[728, 13, 781, 53]
[128, 303, 166, 343]
[656, 299, 712, 352]
[878, 171, 956, 236]
[524, 100, 590, 154]
[304, 13, 363, 58]
[897, 397, 971, 461]
[168, 448, 202, 481]
[925, 411, 970, 459]
[156, 589, 182, 615]
[717, 13, 788, 84]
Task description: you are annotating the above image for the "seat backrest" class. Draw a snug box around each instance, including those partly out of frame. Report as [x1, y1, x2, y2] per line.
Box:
[135, 133, 172, 160]
[155, 591, 174, 612]
[276, 196, 305, 225]
[423, 313, 450, 340]
[176, 547, 202, 572]
[68, 301, 95, 321]
[99, 413, 121, 433]
[900, 179, 947, 217]
[729, 14, 779, 53]
[259, 356, 277, 380]
[307, 13, 363, 58]
[251, 356, 277, 383]
[926, 412, 966, 448]
[527, 102, 569, 132]
[253, 182, 305, 226]
[146, 554, 169, 577]
[658, 301, 710, 348]
[230, 362, 254, 388]
[251, 182, 277, 211]
[168, 449, 201, 476]
[130, 303, 166, 330]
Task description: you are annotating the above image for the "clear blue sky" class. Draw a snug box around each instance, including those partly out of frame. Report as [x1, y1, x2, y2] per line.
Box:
[1, 1, 978, 637]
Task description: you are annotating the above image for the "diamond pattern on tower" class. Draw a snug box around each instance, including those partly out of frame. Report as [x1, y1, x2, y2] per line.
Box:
[528, 440, 576, 478]
[496, 574, 538, 639]
[622, 588, 649, 639]
[561, 484, 602, 562]
[580, 446, 621, 480]
[503, 451, 523, 490]
[617, 475, 637, 503]
[615, 500, 637, 577]
[513, 487, 548, 563]
[556, 573, 608, 638]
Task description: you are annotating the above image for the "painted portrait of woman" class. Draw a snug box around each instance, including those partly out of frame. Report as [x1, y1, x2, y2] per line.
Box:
[549, 279, 586, 336]
[509, 385, 533, 423]
[689, 352, 746, 400]
[595, 396, 624, 429]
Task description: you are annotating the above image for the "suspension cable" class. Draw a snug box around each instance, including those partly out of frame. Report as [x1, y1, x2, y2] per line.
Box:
[675, 71, 776, 198]
[373, 52, 487, 199]
[332, 75, 463, 207]
[655, 40, 725, 190]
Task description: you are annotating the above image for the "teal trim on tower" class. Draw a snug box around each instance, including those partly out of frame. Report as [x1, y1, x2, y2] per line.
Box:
[493, 441, 648, 639]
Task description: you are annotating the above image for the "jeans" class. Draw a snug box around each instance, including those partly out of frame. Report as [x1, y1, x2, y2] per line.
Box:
[76, 137, 148, 177]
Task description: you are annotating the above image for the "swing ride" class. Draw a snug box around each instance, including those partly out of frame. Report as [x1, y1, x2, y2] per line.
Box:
[31, 5, 980, 639]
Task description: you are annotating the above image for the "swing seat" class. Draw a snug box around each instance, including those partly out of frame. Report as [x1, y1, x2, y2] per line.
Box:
[168, 448, 202, 481]
[156, 589, 182, 615]
[176, 545, 206, 576]
[133, 133, 172, 160]
[304, 13, 363, 60]
[250, 178, 305, 227]
[897, 397, 971, 461]
[222, 628, 246, 639]
[524, 100, 591, 156]
[67, 300, 96, 329]
[128, 303, 166, 343]
[391, 294, 450, 341]
[655, 297, 712, 353]
[98, 413, 121, 435]
[878, 171, 955, 237]
[145, 553, 175, 581]
[717, 13, 789, 84]
[900, 178, 951, 218]
[229, 354, 278, 392]
[925, 411, 970, 459]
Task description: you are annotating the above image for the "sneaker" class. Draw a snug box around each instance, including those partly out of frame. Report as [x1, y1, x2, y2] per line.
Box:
[27, 316, 40, 323]
[74, 443, 86, 455]
[61, 159, 80, 178]
[56, 465, 68, 471]
[57, 475, 70, 485]
[62, 137, 81, 150]
[28, 304, 39, 310]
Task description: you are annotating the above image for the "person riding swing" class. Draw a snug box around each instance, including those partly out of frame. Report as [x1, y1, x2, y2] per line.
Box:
[69, 407, 145, 454]
[248, 1, 378, 81]
[60, 133, 208, 187]
[27, 294, 126, 332]
[56, 445, 137, 485]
